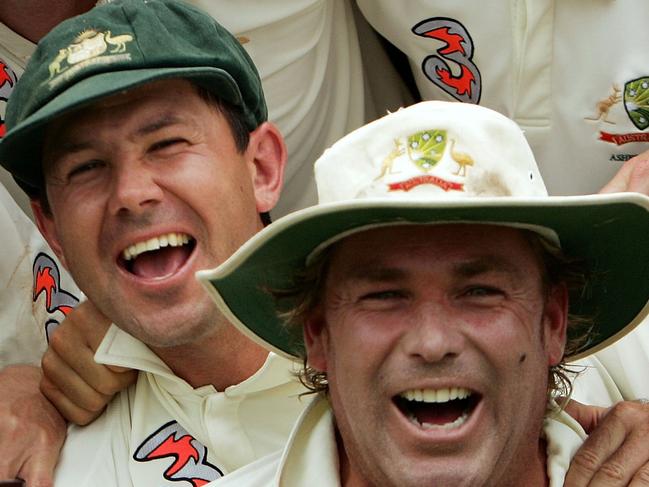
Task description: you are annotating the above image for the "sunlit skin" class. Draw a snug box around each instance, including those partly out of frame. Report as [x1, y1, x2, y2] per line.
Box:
[305, 225, 568, 487]
[32, 79, 286, 388]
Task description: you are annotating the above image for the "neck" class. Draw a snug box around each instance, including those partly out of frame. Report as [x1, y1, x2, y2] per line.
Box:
[152, 325, 269, 391]
[0, 0, 97, 42]
[493, 437, 549, 487]
[337, 428, 372, 487]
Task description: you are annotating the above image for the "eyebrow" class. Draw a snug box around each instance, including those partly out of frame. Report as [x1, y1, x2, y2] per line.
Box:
[452, 256, 525, 280]
[340, 255, 525, 283]
[342, 266, 409, 283]
[50, 113, 185, 157]
[134, 113, 184, 137]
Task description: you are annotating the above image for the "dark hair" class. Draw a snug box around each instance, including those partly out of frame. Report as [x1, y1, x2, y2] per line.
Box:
[194, 84, 251, 153]
[273, 229, 594, 400]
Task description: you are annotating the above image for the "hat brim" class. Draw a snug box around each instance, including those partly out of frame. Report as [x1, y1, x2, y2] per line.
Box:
[0, 66, 244, 190]
[198, 193, 649, 362]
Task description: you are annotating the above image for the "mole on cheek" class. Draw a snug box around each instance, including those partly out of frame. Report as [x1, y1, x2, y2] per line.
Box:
[519, 353, 527, 363]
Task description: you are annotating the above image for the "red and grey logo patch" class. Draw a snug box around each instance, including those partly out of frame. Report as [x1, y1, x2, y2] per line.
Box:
[412, 18, 482, 104]
[0, 58, 18, 138]
[32, 252, 79, 341]
[134, 421, 223, 486]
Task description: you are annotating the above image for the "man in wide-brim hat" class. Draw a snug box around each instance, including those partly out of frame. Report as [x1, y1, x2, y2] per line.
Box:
[200, 101, 649, 486]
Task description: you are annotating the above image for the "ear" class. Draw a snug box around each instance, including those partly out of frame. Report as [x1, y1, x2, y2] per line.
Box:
[303, 306, 330, 373]
[31, 198, 68, 269]
[543, 283, 569, 366]
[245, 121, 286, 214]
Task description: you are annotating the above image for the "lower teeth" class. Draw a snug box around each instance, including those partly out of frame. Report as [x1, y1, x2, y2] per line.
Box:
[408, 410, 469, 430]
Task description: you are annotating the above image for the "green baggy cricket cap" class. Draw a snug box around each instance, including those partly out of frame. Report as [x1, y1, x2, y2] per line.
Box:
[0, 0, 267, 193]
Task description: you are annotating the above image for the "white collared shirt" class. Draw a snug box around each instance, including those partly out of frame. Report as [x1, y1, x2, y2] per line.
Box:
[207, 395, 587, 487]
[53, 325, 310, 486]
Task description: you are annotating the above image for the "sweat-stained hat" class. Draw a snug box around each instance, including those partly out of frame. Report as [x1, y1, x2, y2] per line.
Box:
[0, 0, 266, 193]
[198, 101, 649, 362]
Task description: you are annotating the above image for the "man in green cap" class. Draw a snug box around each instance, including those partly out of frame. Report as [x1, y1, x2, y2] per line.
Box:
[0, 0, 308, 484]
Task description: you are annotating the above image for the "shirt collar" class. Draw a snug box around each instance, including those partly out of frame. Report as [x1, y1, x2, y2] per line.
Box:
[275, 395, 340, 486]
[273, 396, 588, 486]
[544, 405, 588, 486]
[95, 323, 300, 395]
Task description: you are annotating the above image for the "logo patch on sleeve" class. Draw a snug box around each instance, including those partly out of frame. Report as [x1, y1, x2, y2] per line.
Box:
[412, 18, 482, 104]
[134, 421, 223, 486]
[32, 252, 80, 340]
[0, 58, 18, 138]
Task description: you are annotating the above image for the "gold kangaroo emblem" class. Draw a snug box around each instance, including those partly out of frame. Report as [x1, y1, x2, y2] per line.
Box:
[105, 31, 134, 53]
[376, 139, 405, 180]
[585, 84, 622, 124]
[49, 49, 68, 78]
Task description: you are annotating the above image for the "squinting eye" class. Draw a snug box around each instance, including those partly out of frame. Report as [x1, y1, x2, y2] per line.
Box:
[360, 290, 406, 301]
[150, 138, 186, 152]
[463, 286, 502, 298]
[67, 160, 104, 179]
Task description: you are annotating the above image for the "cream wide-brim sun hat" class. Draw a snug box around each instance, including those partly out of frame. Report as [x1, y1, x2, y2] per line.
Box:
[198, 101, 649, 362]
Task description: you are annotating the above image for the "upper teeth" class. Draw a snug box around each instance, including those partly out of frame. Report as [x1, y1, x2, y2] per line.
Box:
[123, 232, 191, 261]
[400, 387, 471, 403]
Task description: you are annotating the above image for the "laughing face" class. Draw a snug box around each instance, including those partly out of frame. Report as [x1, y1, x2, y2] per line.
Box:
[305, 224, 567, 487]
[34, 79, 284, 349]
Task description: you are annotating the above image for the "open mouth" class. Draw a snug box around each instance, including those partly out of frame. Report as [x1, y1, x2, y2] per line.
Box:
[119, 232, 196, 280]
[394, 387, 481, 430]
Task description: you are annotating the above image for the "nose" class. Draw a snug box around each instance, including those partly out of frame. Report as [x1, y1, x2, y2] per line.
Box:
[400, 301, 464, 364]
[107, 160, 163, 216]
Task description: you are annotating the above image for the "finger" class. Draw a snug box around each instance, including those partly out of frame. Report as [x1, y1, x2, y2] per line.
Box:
[14, 408, 66, 487]
[0, 444, 22, 480]
[101, 367, 138, 396]
[46, 314, 113, 393]
[565, 401, 649, 487]
[0, 366, 67, 482]
[40, 377, 103, 425]
[0, 406, 30, 478]
[600, 151, 649, 195]
[626, 156, 649, 194]
[15, 443, 63, 487]
[46, 303, 125, 396]
[104, 363, 136, 375]
[564, 398, 609, 434]
[41, 350, 111, 415]
[600, 160, 634, 193]
[629, 462, 649, 486]
[585, 432, 646, 486]
[102, 361, 139, 383]
[45, 322, 129, 398]
[564, 411, 627, 486]
[68, 300, 112, 351]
